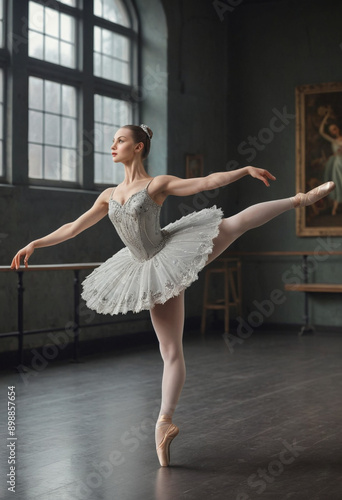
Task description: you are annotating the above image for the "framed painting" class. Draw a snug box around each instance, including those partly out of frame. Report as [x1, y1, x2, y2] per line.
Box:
[295, 81, 342, 236]
[185, 154, 203, 179]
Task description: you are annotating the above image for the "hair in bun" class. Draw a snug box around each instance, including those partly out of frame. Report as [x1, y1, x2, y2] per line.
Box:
[122, 124, 153, 159]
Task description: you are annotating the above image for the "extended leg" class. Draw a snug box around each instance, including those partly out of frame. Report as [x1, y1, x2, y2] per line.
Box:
[207, 197, 294, 264]
[207, 181, 335, 264]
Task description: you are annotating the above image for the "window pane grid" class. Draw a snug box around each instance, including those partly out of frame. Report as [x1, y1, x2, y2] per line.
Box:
[11, 0, 138, 187]
[29, 2, 76, 68]
[58, 0, 77, 7]
[94, 26, 130, 84]
[29, 77, 78, 182]
[94, 0, 130, 27]
[94, 94, 132, 185]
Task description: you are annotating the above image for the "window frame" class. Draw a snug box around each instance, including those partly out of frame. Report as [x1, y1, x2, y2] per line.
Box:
[28, 75, 80, 183]
[93, 0, 139, 187]
[28, 0, 80, 69]
[2, 0, 140, 190]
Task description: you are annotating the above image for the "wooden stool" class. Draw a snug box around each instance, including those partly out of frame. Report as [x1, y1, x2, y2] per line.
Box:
[201, 257, 242, 334]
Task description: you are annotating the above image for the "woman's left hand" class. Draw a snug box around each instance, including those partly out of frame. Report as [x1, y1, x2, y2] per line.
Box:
[246, 167, 276, 187]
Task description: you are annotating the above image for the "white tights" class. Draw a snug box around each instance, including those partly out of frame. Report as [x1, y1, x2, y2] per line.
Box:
[150, 196, 295, 426]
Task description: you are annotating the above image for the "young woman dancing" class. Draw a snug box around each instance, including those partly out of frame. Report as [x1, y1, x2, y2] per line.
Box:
[319, 107, 342, 215]
[10, 124, 335, 467]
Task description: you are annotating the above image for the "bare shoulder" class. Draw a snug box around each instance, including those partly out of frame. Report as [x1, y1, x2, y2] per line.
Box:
[94, 186, 115, 206]
[146, 176, 176, 205]
[151, 175, 181, 191]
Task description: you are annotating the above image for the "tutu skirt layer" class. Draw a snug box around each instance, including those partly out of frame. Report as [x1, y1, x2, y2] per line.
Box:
[81, 206, 223, 315]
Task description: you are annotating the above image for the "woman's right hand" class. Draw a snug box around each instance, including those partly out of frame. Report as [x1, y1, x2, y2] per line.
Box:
[10, 242, 35, 270]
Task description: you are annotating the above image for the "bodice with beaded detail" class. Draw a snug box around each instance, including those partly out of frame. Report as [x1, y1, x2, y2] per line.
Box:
[81, 177, 224, 315]
[108, 180, 169, 262]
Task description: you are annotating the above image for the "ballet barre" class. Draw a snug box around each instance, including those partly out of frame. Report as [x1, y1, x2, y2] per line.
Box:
[0, 263, 131, 367]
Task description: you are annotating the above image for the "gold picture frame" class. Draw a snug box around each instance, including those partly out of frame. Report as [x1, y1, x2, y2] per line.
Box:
[296, 81, 342, 236]
[185, 154, 203, 179]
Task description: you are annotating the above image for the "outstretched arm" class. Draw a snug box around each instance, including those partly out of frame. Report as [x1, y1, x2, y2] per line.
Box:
[319, 108, 334, 143]
[10, 188, 111, 270]
[152, 166, 276, 199]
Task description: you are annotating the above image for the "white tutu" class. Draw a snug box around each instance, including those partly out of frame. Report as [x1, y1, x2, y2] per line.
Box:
[81, 206, 223, 315]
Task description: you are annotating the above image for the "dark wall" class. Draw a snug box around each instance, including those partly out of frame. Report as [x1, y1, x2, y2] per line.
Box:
[226, 0, 342, 326]
[161, 0, 230, 317]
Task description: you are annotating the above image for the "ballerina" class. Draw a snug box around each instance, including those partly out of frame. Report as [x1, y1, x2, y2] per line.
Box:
[10, 123, 335, 467]
[319, 107, 342, 215]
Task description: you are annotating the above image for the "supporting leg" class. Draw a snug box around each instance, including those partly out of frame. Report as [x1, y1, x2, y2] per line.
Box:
[150, 291, 185, 466]
[150, 291, 186, 419]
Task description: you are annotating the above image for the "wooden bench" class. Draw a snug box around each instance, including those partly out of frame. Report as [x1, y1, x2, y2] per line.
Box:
[284, 283, 342, 293]
[222, 251, 342, 336]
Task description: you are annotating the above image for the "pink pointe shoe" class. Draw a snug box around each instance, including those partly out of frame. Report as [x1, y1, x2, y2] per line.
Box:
[156, 415, 179, 467]
[293, 181, 336, 207]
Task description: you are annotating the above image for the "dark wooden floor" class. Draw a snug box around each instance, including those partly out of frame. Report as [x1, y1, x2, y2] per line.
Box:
[1, 328, 342, 500]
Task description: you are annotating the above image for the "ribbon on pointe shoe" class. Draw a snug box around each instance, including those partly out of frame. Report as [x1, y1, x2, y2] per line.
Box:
[155, 415, 179, 467]
[293, 181, 335, 207]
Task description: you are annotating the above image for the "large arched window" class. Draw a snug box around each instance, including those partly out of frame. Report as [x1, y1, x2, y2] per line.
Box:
[1, 0, 167, 190]
[24, 0, 138, 187]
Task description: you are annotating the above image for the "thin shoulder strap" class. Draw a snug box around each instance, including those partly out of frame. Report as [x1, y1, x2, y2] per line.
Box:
[109, 186, 116, 201]
[146, 178, 154, 190]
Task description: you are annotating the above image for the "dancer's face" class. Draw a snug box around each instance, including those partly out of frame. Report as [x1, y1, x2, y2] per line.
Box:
[328, 124, 340, 138]
[111, 128, 143, 163]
